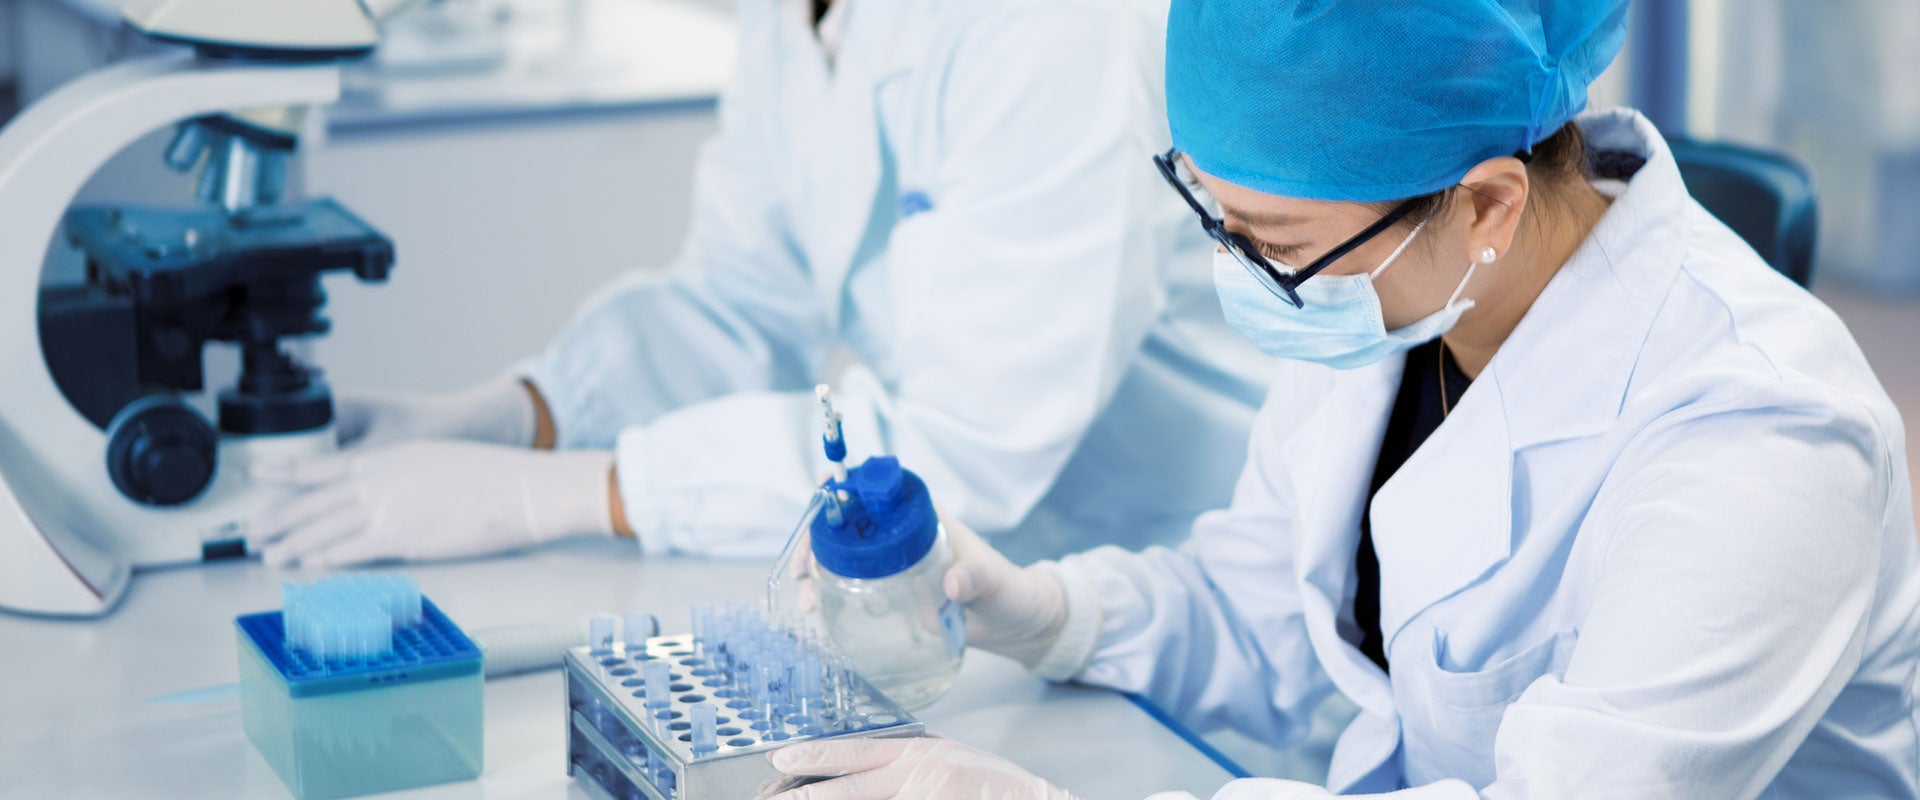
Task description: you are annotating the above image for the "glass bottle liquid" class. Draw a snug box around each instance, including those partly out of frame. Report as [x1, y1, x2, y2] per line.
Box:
[810, 456, 965, 711]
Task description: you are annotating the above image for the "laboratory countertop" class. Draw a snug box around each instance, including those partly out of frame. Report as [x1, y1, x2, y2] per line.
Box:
[0, 540, 1238, 799]
[54, 0, 737, 131]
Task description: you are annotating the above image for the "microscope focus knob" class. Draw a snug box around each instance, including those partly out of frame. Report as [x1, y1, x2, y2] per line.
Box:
[106, 398, 219, 507]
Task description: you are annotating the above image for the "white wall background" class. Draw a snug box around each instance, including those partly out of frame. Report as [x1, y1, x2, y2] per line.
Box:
[307, 110, 716, 393]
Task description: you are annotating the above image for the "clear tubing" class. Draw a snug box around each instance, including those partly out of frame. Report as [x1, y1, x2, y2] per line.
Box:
[766, 490, 828, 617]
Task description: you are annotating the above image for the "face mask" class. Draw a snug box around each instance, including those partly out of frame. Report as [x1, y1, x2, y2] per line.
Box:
[1212, 222, 1479, 369]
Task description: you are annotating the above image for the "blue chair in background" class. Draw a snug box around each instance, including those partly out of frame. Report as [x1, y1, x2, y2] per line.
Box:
[1668, 138, 1820, 288]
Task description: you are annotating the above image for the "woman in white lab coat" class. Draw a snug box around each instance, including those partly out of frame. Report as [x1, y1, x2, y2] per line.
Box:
[762, 1, 1920, 798]
[244, 0, 1267, 567]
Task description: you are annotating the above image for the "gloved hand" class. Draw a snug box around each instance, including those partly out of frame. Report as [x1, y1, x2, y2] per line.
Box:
[787, 514, 1070, 669]
[939, 516, 1071, 670]
[246, 441, 616, 568]
[334, 376, 538, 450]
[761, 736, 1081, 800]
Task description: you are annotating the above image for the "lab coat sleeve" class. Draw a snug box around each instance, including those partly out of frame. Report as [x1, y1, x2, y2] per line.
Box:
[522, 10, 833, 451]
[611, 4, 1178, 554]
[1174, 391, 1896, 800]
[1051, 376, 1335, 747]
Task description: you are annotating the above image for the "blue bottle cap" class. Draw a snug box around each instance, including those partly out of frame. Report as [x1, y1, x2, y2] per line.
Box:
[810, 456, 938, 580]
[853, 456, 904, 512]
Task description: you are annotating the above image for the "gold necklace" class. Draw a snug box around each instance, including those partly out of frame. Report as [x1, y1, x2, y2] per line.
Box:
[1438, 340, 1453, 417]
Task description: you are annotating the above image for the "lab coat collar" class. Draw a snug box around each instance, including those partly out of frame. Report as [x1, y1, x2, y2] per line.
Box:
[1484, 108, 1687, 450]
[780, 0, 916, 317]
[1369, 109, 1690, 663]
[1287, 356, 1403, 718]
[776, 0, 909, 80]
[1279, 345, 1517, 724]
[1367, 362, 1514, 662]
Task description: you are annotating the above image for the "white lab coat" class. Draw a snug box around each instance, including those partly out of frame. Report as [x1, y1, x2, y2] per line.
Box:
[1050, 109, 1920, 798]
[523, 0, 1267, 561]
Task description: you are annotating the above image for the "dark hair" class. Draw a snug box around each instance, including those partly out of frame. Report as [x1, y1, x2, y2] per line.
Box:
[1376, 122, 1592, 228]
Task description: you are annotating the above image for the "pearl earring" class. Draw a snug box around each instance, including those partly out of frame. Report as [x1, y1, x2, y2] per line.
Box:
[1478, 246, 1498, 264]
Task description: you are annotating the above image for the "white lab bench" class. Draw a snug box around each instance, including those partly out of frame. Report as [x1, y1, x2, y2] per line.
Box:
[0, 541, 1244, 799]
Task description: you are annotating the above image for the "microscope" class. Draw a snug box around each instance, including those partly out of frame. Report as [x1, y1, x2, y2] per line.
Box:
[0, 0, 418, 617]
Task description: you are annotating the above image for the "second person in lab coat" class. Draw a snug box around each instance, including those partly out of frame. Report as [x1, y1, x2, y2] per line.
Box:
[246, 0, 1268, 567]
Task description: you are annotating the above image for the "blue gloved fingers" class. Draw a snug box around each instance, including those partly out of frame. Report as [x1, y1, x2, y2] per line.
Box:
[259, 503, 371, 568]
[769, 737, 917, 777]
[251, 451, 356, 488]
[247, 485, 358, 551]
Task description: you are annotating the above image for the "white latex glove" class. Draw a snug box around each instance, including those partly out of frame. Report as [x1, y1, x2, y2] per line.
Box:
[1148, 778, 1475, 799]
[762, 737, 1081, 800]
[246, 441, 615, 568]
[334, 376, 536, 450]
[939, 516, 1071, 670]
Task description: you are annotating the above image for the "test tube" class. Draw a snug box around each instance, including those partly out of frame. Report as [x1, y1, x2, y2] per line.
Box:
[623, 612, 655, 652]
[589, 614, 616, 654]
[691, 606, 710, 650]
[798, 656, 823, 727]
[746, 662, 773, 723]
[794, 692, 821, 735]
[776, 661, 796, 714]
[832, 654, 855, 726]
[765, 706, 789, 741]
[690, 703, 719, 755]
[643, 661, 672, 714]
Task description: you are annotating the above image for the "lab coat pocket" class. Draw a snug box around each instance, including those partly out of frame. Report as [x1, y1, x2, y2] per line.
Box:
[1427, 627, 1578, 710]
[1400, 628, 1578, 787]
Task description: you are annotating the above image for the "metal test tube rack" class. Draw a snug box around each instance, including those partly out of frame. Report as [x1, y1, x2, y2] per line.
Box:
[565, 632, 923, 800]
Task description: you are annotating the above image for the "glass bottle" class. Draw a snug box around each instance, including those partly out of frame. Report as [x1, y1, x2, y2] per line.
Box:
[810, 456, 964, 711]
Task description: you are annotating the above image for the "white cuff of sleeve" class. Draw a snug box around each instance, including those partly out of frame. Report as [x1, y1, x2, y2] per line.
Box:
[517, 357, 594, 450]
[459, 374, 538, 448]
[524, 449, 616, 541]
[614, 426, 670, 556]
[1027, 561, 1103, 682]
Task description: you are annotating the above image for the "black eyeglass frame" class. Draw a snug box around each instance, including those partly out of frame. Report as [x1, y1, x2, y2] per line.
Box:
[1153, 147, 1422, 309]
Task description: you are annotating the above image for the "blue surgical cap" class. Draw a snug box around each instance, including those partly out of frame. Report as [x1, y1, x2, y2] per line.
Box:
[1167, 0, 1629, 202]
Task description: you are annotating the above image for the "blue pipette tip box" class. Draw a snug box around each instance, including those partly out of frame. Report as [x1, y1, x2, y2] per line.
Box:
[236, 597, 484, 799]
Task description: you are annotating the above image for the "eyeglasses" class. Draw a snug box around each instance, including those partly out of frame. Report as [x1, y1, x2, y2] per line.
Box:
[1153, 148, 1420, 309]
